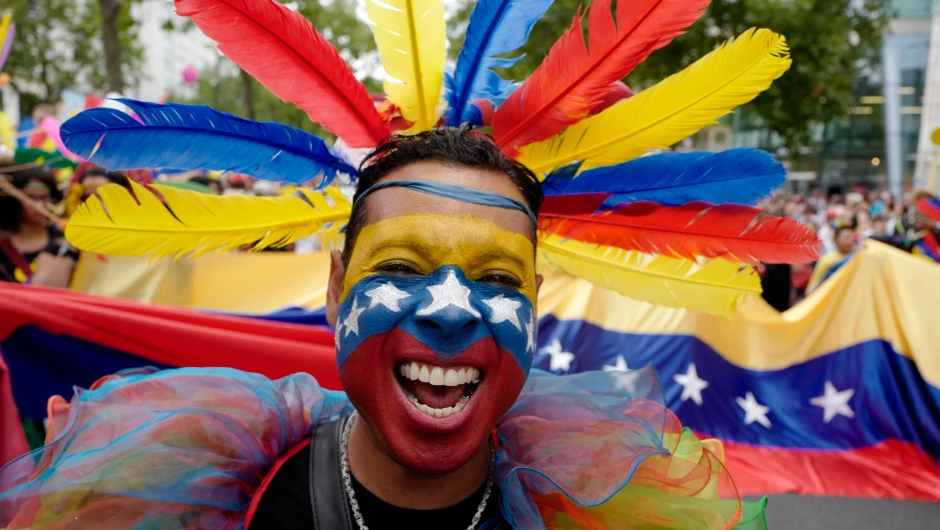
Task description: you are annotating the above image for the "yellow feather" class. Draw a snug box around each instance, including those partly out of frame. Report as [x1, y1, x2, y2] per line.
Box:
[537, 234, 761, 318]
[367, 0, 445, 132]
[519, 28, 791, 175]
[66, 181, 351, 258]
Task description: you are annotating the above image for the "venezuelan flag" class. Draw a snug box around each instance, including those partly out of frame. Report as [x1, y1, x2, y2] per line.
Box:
[534, 240, 940, 500]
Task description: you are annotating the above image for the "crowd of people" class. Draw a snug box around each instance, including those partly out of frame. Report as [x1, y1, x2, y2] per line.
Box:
[757, 186, 940, 311]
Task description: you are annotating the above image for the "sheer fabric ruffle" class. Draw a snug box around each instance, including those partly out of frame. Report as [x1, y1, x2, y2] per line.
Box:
[0, 367, 764, 529]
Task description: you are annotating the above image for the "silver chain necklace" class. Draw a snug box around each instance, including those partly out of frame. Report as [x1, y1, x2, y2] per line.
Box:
[340, 411, 495, 530]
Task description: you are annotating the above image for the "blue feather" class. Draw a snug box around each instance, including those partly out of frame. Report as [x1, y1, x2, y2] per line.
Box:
[61, 99, 357, 186]
[445, 0, 554, 126]
[542, 149, 786, 206]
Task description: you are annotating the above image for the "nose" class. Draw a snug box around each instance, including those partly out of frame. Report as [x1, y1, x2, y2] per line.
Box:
[414, 268, 483, 339]
[416, 304, 481, 338]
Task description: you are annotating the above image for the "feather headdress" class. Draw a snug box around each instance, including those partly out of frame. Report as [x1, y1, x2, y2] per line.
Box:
[60, 0, 821, 317]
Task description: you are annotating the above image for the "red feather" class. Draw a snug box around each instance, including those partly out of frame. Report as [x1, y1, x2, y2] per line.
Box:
[590, 81, 634, 114]
[176, 0, 389, 147]
[492, 0, 708, 152]
[539, 201, 823, 265]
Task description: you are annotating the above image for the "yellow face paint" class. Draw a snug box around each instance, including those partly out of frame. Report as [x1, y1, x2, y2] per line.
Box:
[343, 213, 537, 303]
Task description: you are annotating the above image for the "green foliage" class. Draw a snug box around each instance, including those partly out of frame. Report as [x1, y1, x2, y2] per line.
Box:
[173, 0, 380, 140]
[450, 0, 888, 150]
[3, 0, 144, 104]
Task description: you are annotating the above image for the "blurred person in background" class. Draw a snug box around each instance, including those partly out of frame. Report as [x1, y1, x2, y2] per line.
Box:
[80, 169, 130, 201]
[188, 175, 222, 194]
[807, 225, 856, 294]
[790, 219, 819, 303]
[0, 165, 77, 286]
[65, 165, 133, 217]
[758, 203, 793, 311]
[870, 214, 889, 239]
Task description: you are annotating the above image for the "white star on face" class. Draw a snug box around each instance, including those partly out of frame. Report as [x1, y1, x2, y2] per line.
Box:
[524, 314, 537, 353]
[364, 282, 410, 312]
[482, 295, 523, 330]
[603, 355, 629, 372]
[416, 270, 481, 318]
[736, 392, 772, 428]
[673, 363, 709, 406]
[539, 339, 575, 372]
[810, 381, 855, 423]
[334, 322, 342, 348]
[342, 297, 367, 338]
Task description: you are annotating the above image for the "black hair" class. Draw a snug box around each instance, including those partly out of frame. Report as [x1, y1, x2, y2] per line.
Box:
[835, 225, 855, 237]
[0, 163, 62, 232]
[81, 167, 130, 189]
[188, 175, 213, 187]
[341, 127, 544, 267]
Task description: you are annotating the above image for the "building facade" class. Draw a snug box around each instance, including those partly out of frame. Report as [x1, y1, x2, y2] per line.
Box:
[723, 0, 932, 196]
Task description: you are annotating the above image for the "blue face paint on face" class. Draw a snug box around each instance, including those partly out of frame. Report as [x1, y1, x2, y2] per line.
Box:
[335, 266, 536, 375]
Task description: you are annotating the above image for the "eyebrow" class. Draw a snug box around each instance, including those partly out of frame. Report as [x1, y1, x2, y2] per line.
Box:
[473, 249, 527, 269]
[367, 240, 435, 260]
[367, 241, 528, 269]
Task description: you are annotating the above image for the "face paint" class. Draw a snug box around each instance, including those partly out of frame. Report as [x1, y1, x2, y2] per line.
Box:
[336, 214, 536, 474]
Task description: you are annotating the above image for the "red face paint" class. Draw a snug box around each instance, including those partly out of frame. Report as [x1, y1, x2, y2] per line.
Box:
[340, 328, 526, 474]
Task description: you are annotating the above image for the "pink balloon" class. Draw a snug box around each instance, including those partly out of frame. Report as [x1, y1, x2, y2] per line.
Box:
[182, 65, 198, 84]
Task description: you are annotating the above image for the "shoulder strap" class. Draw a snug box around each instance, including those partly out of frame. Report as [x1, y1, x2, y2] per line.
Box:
[0, 236, 33, 280]
[309, 415, 354, 530]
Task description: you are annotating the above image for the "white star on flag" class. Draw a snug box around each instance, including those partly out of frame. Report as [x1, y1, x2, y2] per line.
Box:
[603, 355, 629, 372]
[364, 282, 410, 312]
[342, 297, 367, 337]
[612, 370, 642, 393]
[673, 363, 709, 406]
[524, 314, 537, 353]
[810, 381, 855, 423]
[482, 295, 523, 330]
[736, 392, 772, 428]
[539, 339, 575, 372]
[416, 270, 481, 317]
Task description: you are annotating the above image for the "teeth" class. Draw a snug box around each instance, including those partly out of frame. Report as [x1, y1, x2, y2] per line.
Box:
[403, 387, 471, 419]
[430, 366, 444, 386]
[398, 362, 482, 387]
[399, 365, 480, 420]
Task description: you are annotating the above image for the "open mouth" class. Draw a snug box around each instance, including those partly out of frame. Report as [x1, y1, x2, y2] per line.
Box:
[396, 362, 483, 419]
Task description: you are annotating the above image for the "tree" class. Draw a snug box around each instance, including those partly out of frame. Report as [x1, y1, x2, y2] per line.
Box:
[3, 0, 144, 105]
[97, 0, 127, 94]
[450, 0, 888, 151]
[174, 0, 381, 139]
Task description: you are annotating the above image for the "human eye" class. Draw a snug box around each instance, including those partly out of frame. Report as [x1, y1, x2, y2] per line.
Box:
[376, 261, 423, 276]
[477, 272, 522, 288]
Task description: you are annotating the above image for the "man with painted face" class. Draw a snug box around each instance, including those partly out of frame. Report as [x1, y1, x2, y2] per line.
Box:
[251, 127, 543, 529]
[0, 128, 766, 530]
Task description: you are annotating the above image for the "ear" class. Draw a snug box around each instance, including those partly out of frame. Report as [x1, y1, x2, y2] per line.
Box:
[535, 273, 544, 295]
[326, 249, 346, 327]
